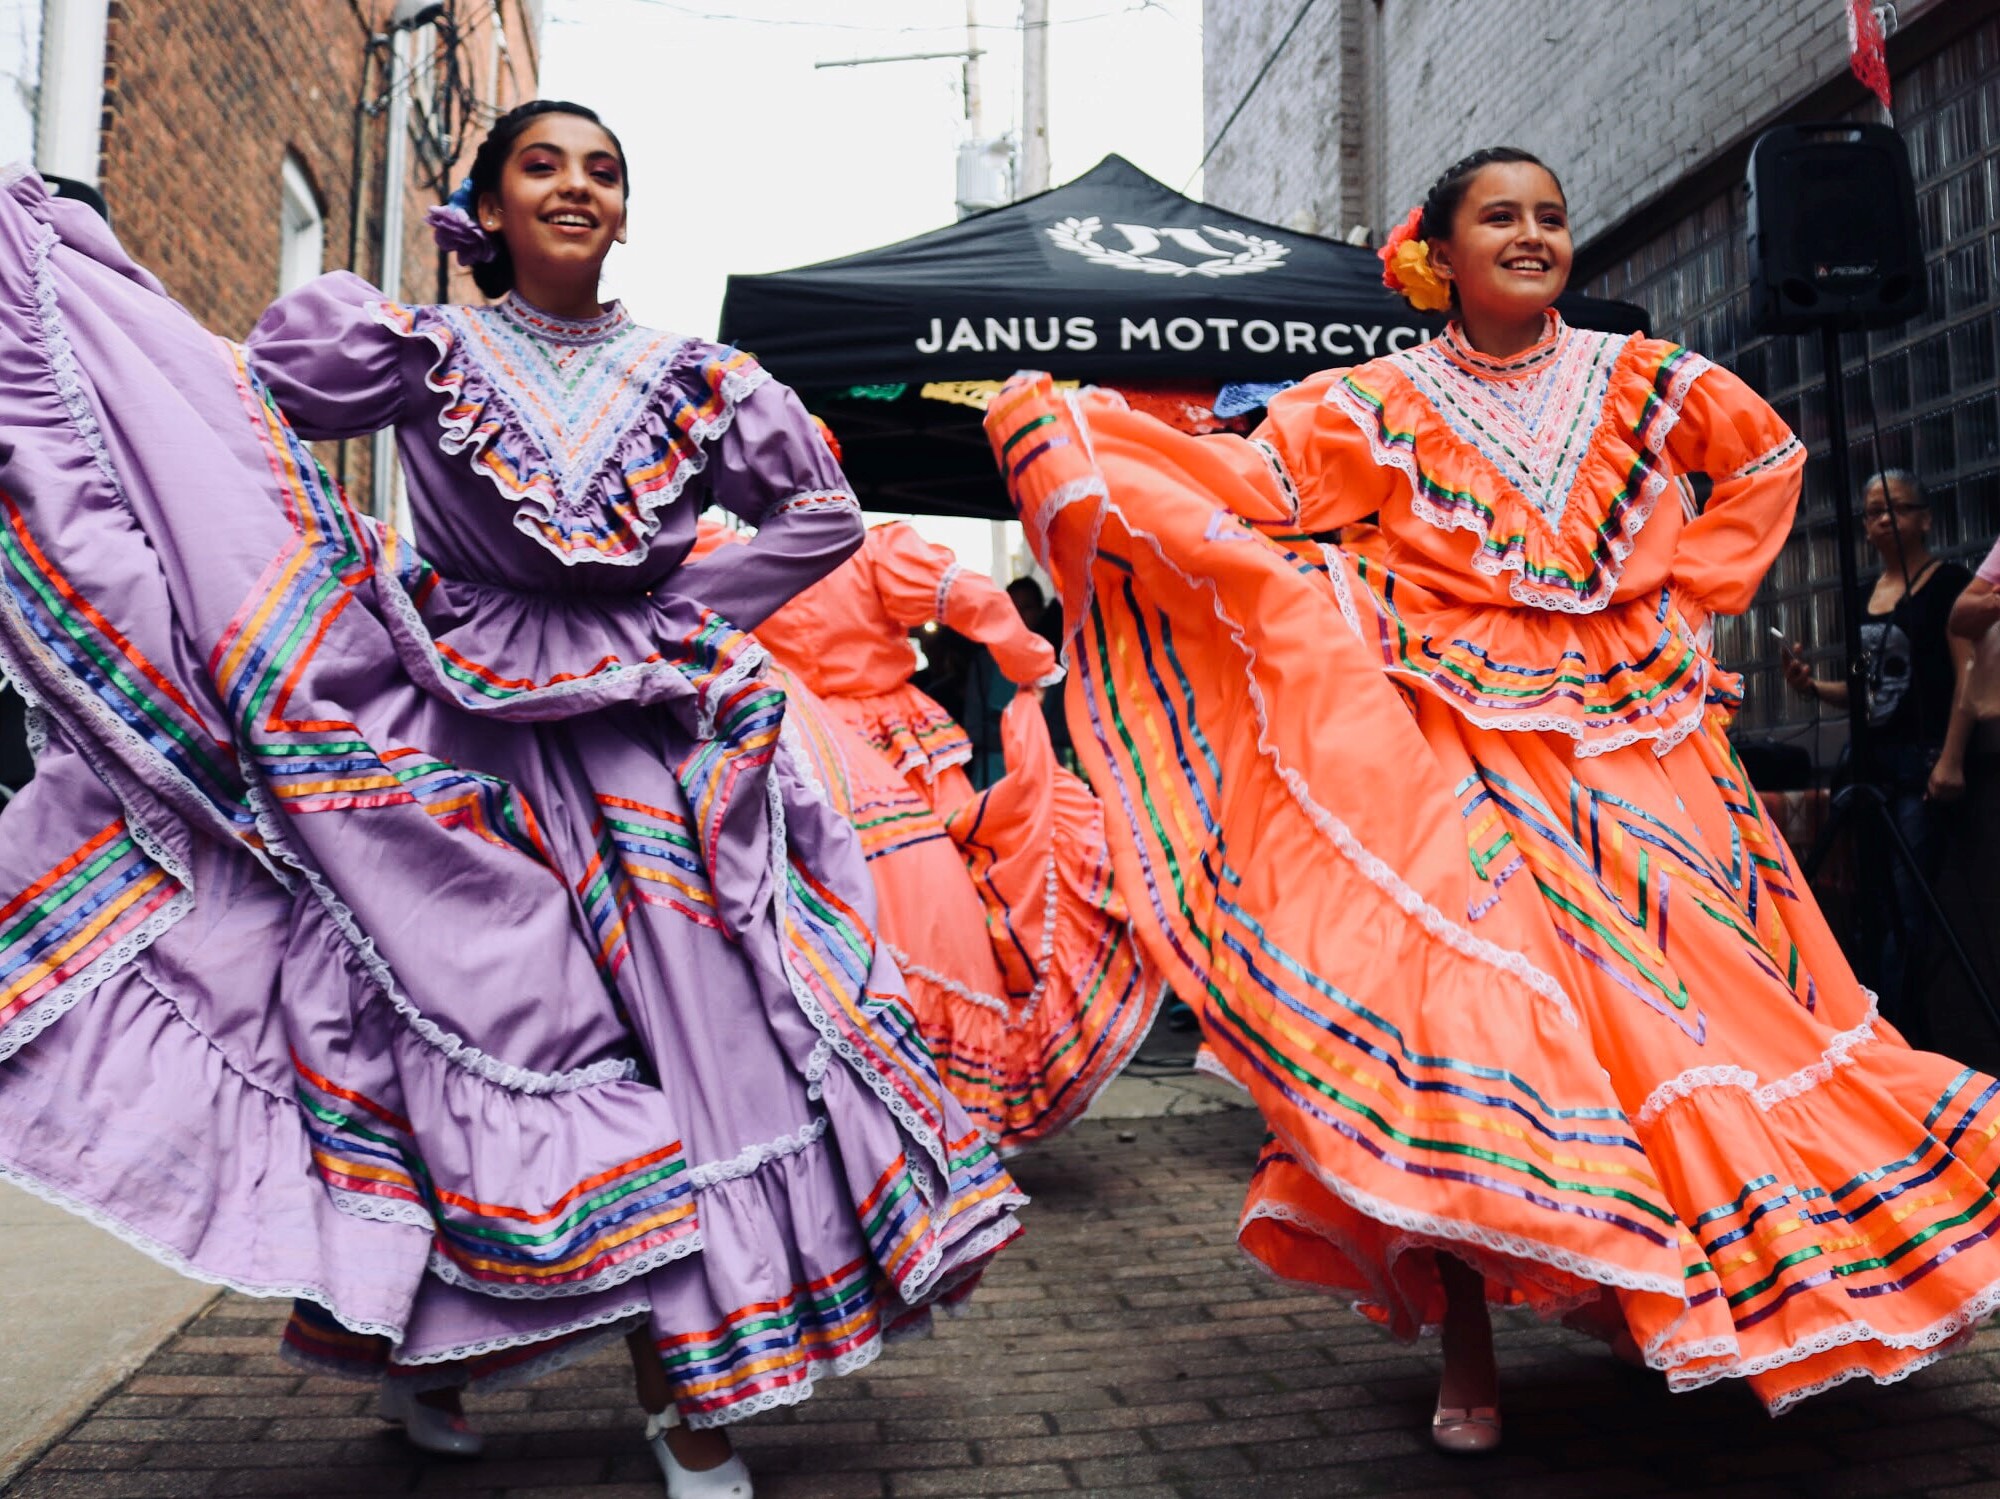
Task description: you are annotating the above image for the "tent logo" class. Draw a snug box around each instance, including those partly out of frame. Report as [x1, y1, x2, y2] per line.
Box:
[1046, 216, 1290, 278]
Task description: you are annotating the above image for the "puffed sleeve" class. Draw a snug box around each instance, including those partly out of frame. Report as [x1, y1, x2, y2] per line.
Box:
[1663, 363, 1806, 617]
[662, 374, 863, 630]
[868, 523, 1057, 686]
[245, 271, 412, 441]
[1247, 370, 1402, 533]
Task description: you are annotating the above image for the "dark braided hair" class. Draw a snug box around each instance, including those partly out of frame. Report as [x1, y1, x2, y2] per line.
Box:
[467, 99, 630, 299]
[1417, 146, 1563, 244]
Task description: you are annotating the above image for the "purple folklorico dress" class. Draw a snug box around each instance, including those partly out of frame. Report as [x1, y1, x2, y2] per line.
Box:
[0, 166, 1024, 1424]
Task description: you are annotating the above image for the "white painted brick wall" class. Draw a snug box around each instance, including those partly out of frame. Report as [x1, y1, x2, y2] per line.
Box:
[1204, 0, 1858, 244]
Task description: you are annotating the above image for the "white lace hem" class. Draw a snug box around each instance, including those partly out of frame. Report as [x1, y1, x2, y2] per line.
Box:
[681, 1331, 887, 1430]
[389, 1298, 650, 1370]
[769, 487, 859, 520]
[1634, 1000, 1881, 1127]
[424, 1224, 703, 1302]
[685, 1116, 829, 1191]
[1263, 1124, 1685, 1299]
[0, 1158, 406, 1341]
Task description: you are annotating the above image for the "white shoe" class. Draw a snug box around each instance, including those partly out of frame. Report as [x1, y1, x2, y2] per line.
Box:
[645, 1408, 753, 1498]
[379, 1381, 485, 1458]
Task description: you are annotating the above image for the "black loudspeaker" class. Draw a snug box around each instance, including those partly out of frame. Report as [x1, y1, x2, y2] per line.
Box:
[1747, 123, 1926, 334]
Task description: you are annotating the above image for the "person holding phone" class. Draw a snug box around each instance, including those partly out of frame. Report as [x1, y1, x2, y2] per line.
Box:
[1782, 470, 1973, 1037]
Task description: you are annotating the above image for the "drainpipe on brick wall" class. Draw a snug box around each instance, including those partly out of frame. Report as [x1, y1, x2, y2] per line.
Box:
[35, 0, 109, 185]
[372, 26, 413, 520]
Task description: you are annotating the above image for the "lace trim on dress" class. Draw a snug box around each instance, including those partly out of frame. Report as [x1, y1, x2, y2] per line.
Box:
[385, 1298, 651, 1371]
[17, 218, 255, 869]
[684, 1117, 830, 1191]
[1324, 344, 1714, 616]
[0, 1159, 405, 1341]
[1650, 1268, 2000, 1415]
[1393, 323, 1624, 533]
[237, 744, 643, 1096]
[770, 488, 860, 519]
[934, 562, 964, 624]
[1052, 395, 1583, 1030]
[425, 1227, 704, 1302]
[1320, 554, 1713, 763]
[370, 544, 771, 736]
[1727, 433, 1806, 481]
[1264, 1125, 1685, 1298]
[887, 943, 1011, 1018]
[370, 302, 771, 570]
[682, 1333, 889, 1430]
[1250, 438, 1301, 526]
[1634, 1001, 1881, 1126]
[762, 737, 955, 1220]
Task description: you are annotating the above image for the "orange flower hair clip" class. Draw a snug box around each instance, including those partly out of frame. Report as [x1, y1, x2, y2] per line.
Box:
[1378, 206, 1452, 314]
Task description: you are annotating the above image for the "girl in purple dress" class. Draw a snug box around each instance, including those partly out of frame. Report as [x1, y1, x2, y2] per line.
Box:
[0, 101, 1024, 1497]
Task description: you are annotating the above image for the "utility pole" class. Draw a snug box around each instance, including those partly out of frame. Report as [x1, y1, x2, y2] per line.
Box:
[965, 0, 984, 137]
[992, 0, 1052, 585]
[374, 24, 414, 522]
[1019, 0, 1050, 195]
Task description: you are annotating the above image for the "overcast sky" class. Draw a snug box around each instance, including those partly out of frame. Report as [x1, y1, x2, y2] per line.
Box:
[541, 0, 1207, 572]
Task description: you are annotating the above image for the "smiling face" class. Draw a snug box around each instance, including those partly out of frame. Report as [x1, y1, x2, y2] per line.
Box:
[1428, 160, 1573, 329]
[478, 112, 627, 294]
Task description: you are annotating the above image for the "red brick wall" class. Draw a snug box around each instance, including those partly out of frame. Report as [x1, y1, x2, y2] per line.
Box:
[99, 0, 540, 338]
[100, 0, 381, 339]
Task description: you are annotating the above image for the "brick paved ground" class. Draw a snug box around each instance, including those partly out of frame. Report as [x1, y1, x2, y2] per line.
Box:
[14, 1107, 2000, 1498]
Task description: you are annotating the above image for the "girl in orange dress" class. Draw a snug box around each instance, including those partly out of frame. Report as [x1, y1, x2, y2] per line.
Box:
[985, 146, 2000, 1449]
[701, 520, 1164, 1149]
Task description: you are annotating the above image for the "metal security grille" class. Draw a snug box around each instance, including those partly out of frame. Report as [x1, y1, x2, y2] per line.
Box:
[1585, 16, 2000, 738]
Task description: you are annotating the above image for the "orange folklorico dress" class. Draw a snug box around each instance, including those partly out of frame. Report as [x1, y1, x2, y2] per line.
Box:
[704, 521, 1164, 1150]
[986, 312, 2000, 1410]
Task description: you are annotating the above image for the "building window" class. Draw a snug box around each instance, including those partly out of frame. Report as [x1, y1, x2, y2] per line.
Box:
[278, 152, 324, 296]
[1586, 14, 2000, 737]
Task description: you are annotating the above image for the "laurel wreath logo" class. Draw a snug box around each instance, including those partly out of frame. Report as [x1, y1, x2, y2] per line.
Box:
[1045, 217, 1291, 277]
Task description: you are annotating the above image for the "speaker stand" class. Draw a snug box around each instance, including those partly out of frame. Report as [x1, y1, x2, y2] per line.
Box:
[1798, 322, 2000, 1040]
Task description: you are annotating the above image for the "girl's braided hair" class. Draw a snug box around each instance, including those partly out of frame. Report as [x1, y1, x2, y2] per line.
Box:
[1417, 146, 1562, 243]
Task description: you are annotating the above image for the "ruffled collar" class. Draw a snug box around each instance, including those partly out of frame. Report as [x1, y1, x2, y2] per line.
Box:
[372, 298, 769, 567]
[1437, 311, 1565, 380]
[496, 292, 633, 349]
[1331, 327, 1711, 614]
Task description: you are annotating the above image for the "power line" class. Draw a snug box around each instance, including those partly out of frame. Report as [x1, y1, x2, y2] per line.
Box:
[552, 0, 1183, 33]
[1183, 0, 1318, 192]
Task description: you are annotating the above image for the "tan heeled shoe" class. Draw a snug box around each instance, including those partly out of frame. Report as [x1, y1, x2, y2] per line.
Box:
[1431, 1401, 1502, 1454]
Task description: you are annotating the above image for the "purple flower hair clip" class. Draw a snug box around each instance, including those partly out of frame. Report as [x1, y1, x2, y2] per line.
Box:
[425, 177, 497, 267]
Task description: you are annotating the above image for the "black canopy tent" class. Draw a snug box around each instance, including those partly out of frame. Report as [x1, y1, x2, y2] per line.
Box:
[719, 156, 1647, 519]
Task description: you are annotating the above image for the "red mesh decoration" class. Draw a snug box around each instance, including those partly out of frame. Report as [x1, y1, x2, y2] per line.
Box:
[1848, 0, 1892, 115]
[1103, 385, 1254, 436]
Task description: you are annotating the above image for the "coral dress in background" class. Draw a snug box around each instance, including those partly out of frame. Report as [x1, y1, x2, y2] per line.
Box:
[0, 167, 1022, 1426]
[988, 313, 2000, 1412]
[713, 522, 1164, 1149]
[757, 521, 1057, 812]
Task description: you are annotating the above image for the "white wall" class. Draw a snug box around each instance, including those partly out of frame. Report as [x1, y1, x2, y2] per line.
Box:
[0, 0, 42, 166]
